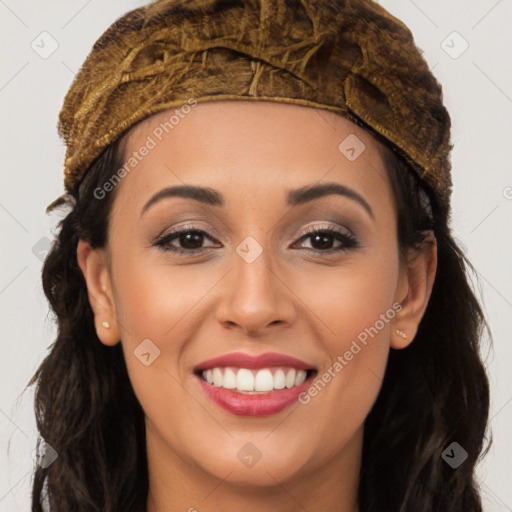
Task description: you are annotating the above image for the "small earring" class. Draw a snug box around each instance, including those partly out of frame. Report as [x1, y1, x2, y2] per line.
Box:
[395, 329, 407, 339]
[101, 321, 111, 329]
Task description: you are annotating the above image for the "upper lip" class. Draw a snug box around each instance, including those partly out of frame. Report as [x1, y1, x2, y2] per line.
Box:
[194, 352, 316, 371]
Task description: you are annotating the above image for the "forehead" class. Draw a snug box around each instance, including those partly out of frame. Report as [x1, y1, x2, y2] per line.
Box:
[116, 100, 393, 209]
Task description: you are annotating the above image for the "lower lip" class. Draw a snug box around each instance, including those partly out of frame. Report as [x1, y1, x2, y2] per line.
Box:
[196, 374, 314, 416]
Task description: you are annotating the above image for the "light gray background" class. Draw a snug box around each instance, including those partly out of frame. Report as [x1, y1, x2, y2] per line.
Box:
[1, 1, 511, 510]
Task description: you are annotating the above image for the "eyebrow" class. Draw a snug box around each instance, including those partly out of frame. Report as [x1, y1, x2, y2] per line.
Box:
[140, 182, 374, 219]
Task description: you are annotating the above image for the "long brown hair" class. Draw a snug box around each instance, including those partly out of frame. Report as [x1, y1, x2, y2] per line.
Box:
[28, 132, 490, 511]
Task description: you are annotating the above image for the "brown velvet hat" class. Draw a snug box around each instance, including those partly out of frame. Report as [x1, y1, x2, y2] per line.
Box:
[52, 0, 453, 215]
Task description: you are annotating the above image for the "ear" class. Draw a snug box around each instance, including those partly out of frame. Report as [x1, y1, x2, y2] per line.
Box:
[76, 239, 120, 346]
[391, 231, 437, 349]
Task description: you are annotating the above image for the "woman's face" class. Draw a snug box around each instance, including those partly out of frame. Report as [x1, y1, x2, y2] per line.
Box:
[78, 101, 435, 500]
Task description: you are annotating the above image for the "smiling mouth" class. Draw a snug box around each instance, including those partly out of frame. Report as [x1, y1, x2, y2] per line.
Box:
[194, 366, 317, 394]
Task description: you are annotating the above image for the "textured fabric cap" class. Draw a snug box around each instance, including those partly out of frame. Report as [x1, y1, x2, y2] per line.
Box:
[55, 0, 453, 214]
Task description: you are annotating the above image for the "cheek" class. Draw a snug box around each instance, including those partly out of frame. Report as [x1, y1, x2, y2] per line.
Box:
[109, 249, 218, 401]
[291, 246, 399, 443]
[111, 253, 207, 437]
[111, 247, 207, 340]
[292, 241, 399, 351]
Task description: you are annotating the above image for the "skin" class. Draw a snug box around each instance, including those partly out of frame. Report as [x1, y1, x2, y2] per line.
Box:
[77, 100, 437, 512]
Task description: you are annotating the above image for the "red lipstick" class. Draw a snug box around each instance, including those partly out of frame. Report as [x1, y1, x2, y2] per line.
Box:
[194, 352, 316, 416]
[195, 352, 314, 371]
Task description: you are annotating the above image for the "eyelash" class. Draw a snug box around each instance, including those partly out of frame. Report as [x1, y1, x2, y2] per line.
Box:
[153, 224, 360, 256]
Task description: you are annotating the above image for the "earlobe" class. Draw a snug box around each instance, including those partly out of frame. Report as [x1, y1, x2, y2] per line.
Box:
[391, 232, 437, 350]
[76, 239, 120, 346]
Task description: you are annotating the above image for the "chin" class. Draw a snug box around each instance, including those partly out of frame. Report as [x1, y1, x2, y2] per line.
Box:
[182, 429, 324, 487]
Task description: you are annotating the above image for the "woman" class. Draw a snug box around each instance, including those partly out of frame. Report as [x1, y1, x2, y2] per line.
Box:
[28, 0, 490, 510]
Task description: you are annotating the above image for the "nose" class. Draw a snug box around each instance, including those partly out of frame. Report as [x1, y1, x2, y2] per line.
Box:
[216, 246, 297, 337]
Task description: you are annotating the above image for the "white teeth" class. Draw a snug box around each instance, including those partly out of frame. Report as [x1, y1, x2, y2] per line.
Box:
[254, 369, 274, 392]
[273, 369, 286, 389]
[237, 368, 254, 391]
[285, 368, 296, 389]
[201, 366, 311, 393]
[213, 367, 223, 387]
[295, 369, 307, 386]
[223, 368, 237, 389]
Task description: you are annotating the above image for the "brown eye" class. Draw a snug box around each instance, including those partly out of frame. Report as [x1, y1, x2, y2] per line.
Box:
[292, 227, 359, 253]
[153, 225, 359, 256]
[153, 227, 218, 254]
